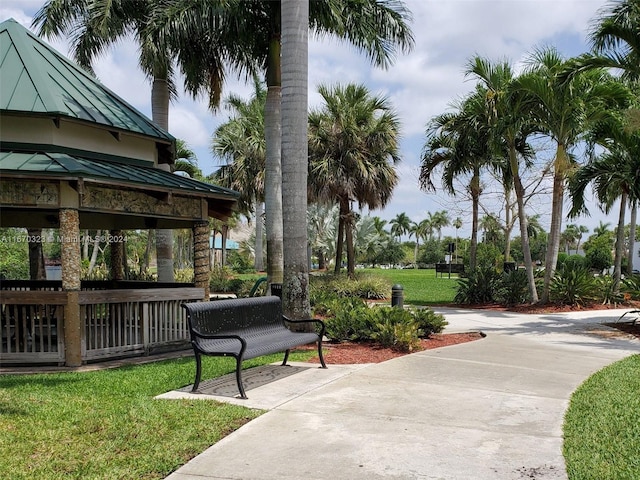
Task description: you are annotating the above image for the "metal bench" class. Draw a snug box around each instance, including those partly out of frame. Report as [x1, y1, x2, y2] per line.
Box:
[435, 263, 465, 277]
[182, 296, 327, 399]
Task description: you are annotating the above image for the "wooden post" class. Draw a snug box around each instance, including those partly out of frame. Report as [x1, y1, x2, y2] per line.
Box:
[193, 221, 210, 301]
[60, 208, 82, 366]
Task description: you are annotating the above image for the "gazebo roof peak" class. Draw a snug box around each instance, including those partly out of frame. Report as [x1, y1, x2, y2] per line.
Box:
[0, 18, 173, 143]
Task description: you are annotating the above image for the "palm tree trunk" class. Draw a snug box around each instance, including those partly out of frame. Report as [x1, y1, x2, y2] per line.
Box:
[612, 191, 627, 294]
[265, 28, 284, 287]
[254, 201, 265, 272]
[469, 171, 480, 271]
[27, 228, 46, 280]
[221, 224, 229, 267]
[152, 76, 174, 282]
[627, 200, 637, 276]
[281, 0, 311, 322]
[87, 230, 101, 275]
[504, 188, 513, 261]
[542, 145, 568, 302]
[334, 214, 345, 273]
[511, 151, 539, 302]
[345, 210, 356, 278]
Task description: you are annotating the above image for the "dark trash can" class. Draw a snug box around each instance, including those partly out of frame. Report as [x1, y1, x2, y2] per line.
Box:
[270, 283, 282, 298]
[391, 284, 404, 308]
[503, 262, 516, 273]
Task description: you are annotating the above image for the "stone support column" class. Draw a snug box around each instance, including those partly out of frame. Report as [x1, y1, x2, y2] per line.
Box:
[193, 221, 210, 301]
[60, 208, 82, 366]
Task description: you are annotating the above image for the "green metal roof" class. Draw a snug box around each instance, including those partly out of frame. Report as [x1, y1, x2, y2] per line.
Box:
[0, 150, 239, 200]
[0, 18, 173, 142]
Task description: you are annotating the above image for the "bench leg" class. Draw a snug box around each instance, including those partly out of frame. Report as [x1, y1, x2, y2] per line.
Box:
[235, 357, 248, 399]
[282, 349, 290, 366]
[192, 351, 202, 392]
[317, 341, 327, 369]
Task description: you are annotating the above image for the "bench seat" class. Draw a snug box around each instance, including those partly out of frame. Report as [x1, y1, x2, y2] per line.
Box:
[182, 296, 326, 399]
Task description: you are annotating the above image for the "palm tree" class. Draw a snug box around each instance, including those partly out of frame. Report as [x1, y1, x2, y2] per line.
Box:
[594, 221, 612, 238]
[480, 214, 502, 245]
[33, 0, 251, 281]
[280, 0, 310, 317]
[570, 116, 640, 293]
[562, 224, 580, 254]
[212, 79, 267, 271]
[570, 0, 640, 83]
[308, 83, 401, 277]
[465, 56, 539, 301]
[453, 217, 462, 262]
[421, 87, 499, 271]
[390, 213, 412, 241]
[430, 210, 450, 242]
[33, 0, 185, 282]
[153, 0, 413, 292]
[308, 204, 338, 271]
[517, 47, 630, 302]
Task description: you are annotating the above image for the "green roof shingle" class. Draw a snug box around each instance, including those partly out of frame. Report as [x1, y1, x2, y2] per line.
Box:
[0, 18, 172, 141]
[0, 150, 239, 199]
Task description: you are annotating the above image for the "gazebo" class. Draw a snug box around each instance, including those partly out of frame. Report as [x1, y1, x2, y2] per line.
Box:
[0, 19, 238, 366]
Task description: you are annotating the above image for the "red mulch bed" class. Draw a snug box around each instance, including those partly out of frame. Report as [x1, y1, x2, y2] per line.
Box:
[297, 301, 640, 365]
[301, 332, 484, 365]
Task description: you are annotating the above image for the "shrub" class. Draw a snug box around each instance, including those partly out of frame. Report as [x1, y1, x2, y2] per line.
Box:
[549, 264, 598, 306]
[454, 267, 500, 304]
[322, 297, 372, 342]
[621, 274, 640, 301]
[411, 308, 448, 337]
[494, 269, 530, 306]
[174, 268, 194, 283]
[227, 251, 255, 274]
[209, 266, 243, 293]
[558, 254, 587, 271]
[595, 275, 625, 305]
[369, 307, 420, 352]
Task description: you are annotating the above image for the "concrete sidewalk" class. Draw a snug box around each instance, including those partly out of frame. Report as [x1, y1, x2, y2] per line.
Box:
[163, 308, 639, 480]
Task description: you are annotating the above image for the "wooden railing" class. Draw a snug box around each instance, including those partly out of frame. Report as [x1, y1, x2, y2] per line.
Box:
[0, 290, 66, 364]
[1, 285, 204, 365]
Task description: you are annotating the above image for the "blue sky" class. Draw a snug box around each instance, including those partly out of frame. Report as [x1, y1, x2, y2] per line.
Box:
[1, 0, 616, 239]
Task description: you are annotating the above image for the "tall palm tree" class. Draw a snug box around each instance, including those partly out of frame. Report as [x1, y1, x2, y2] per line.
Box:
[518, 47, 630, 302]
[212, 79, 267, 272]
[33, 0, 185, 282]
[281, 0, 310, 318]
[465, 56, 539, 301]
[308, 83, 401, 277]
[570, 113, 640, 293]
[152, 0, 414, 291]
[34, 0, 251, 281]
[421, 88, 497, 271]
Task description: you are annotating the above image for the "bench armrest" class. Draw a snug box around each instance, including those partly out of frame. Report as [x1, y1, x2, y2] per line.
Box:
[282, 315, 326, 337]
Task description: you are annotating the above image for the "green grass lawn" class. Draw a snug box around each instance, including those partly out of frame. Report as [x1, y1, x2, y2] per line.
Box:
[360, 268, 459, 305]
[563, 354, 640, 479]
[0, 351, 314, 480]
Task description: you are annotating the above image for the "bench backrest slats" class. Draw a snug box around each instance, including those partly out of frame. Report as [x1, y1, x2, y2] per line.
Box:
[183, 296, 284, 336]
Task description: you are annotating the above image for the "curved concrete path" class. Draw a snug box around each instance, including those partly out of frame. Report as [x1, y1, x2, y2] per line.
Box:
[164, 308, 639, 480]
